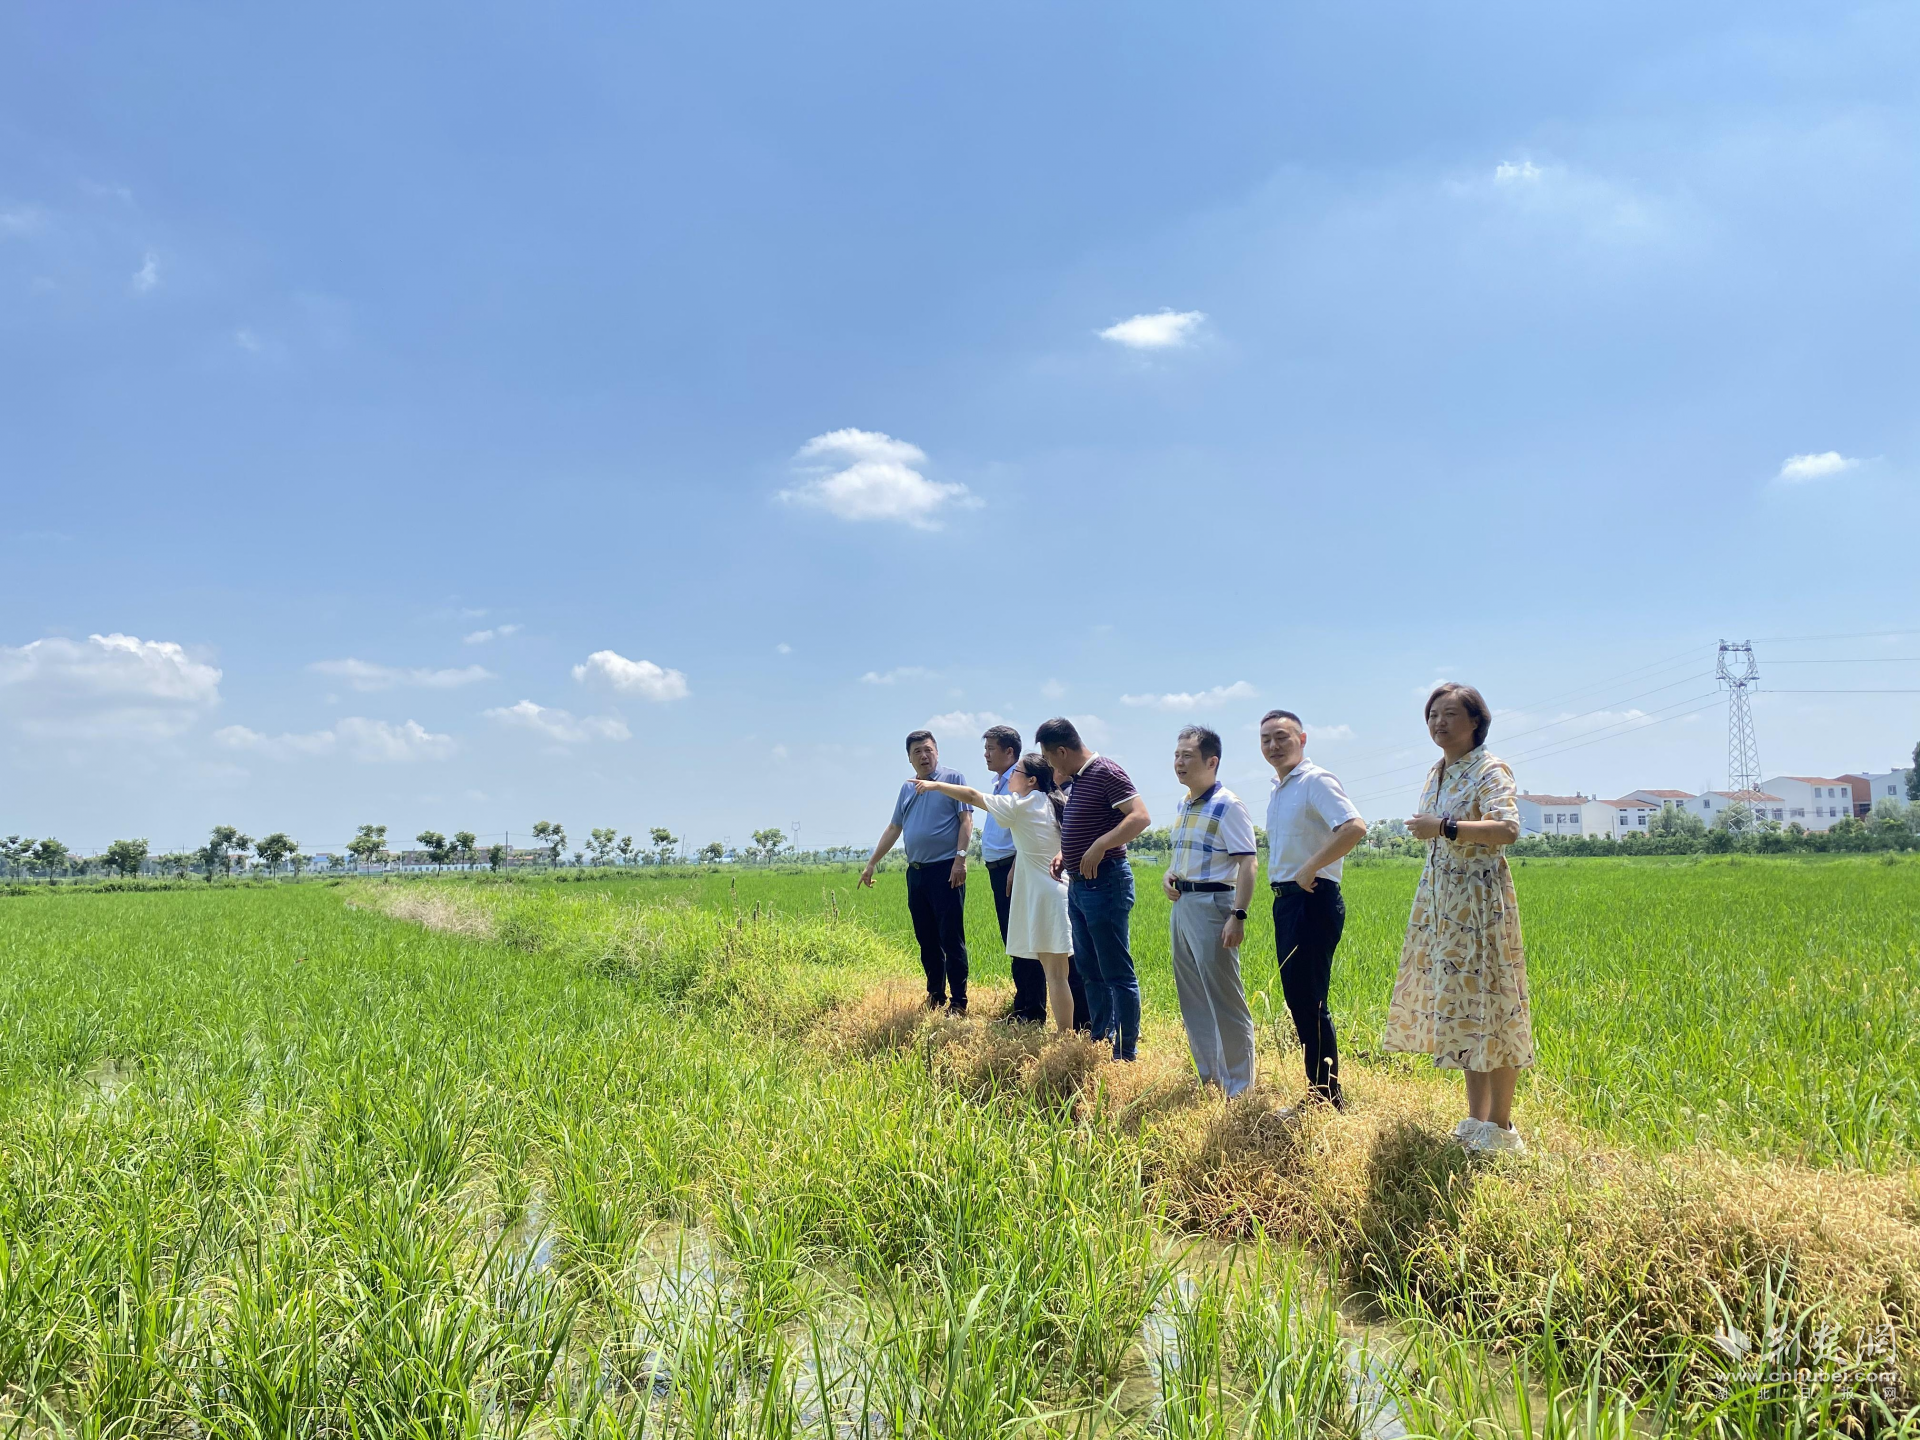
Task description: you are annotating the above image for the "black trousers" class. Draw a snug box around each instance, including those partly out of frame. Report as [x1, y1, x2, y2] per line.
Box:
[906, 862, 969, 1010]
[1272, 879, 1345, 1105]
[987, 856, 1049, 1022]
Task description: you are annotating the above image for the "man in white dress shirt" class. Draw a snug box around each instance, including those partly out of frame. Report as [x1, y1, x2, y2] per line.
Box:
[1261, 709, 1367, 1109]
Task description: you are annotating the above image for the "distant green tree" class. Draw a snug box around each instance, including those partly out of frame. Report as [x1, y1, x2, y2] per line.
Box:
[31, 837, 70, 878]
[231, 833, 255, 874]
[487, 843, 506, 871]
[589, 828, 618, 866]
[453, 831, 478, 866]
[102, 838, 150, 877]
[616, 834, 636, 866]
[1649, 805, 1706, 839]
[749, 828, 783, 863]
[650, 827, 679, 864]
[200, 824, 242, 880]
[699, 840, 724, 864]
[1712, 801, 1755, 836]
[255, 833, 299, 873]
[416, 831, 451, 866]
[1909, 742, 1919, 802]
[1, 835, 36, 878]
[158, 851, 194, 879]
[530, 821, 566, 865]
[346, 824, 388, 871]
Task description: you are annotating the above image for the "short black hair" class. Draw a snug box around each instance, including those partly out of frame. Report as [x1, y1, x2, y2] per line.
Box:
[1425, 683, 1492, 747]
[982, 724, 1022, 755]
[1176, 724, 1222, 763]
[1259, 709, 1303, 730]
[905, 729, 936, 753]
[1034, 716, 1082, 751]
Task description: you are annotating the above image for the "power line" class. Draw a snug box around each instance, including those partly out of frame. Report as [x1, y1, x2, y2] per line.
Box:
[1760, 689, 1920, 695]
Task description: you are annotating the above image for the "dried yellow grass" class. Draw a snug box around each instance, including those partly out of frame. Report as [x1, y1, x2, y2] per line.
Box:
[823, 982, 1920, 1401]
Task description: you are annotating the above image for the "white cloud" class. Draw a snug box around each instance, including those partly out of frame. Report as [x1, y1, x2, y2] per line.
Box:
[485, 699, 630, 744]
[1312, 723, 1356, 742]
[795, 428, 927, 467]
[213, 724, 337, 759]
[925, 710, 1008, 737]
[217, 716, 453, 762]
[775, 642, 792, 655]
[309, 659, 495, 691]
[860, 666, 934, 686]
[462, 624, 522, 645]
[0, 632, 221, 740]
[1, 206, 45, 238]
[1120, 680, 1257, 712]
[233, 328, 261, 352]
[1775, 451, 1859, 484]
[571, 649, 689, 701]
[770, 743, 790, 760]
[1494, 159, 1543, 183]
[780, 428, 978, 529]
[132, 250, 159, 292]
[1040, 678, 1068, 701]
[335, 717, 456, 762]
[1067, 713, 1111, 748]
[1098, 309, 1207, 350]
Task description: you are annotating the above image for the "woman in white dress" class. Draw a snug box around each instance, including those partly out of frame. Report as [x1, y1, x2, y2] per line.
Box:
[914, 755, 1075, 1031]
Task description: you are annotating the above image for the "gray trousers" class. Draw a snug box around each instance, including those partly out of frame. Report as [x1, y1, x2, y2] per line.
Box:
[1169, 891, 1257, 1096]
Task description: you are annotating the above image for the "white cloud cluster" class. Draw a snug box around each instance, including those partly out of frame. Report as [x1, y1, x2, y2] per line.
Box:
[925, 710, 1008, 736]
[780, 428, 978, 529]
[1120, 680, 1257, 712]
[132, 250, 159, 292]
[309, 659, 495, 691]
[485, 699, 631, 744]
[1775, 451, 1859, 484]
[0, 632, 221, 739]
[215, 717, 454, 763]
[860, 666, 934, 686]
[1494, 159, 1543, 183]
[1098, 309, 1206, 350]
[571, 649, 688, 701]
[463, 624, 522, 645]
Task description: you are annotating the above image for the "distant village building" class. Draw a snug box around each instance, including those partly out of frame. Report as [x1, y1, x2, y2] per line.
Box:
[1842, 769, 1914, 817]
[1516, 794, 1596, 836]
[1759, 776, 1858, 831]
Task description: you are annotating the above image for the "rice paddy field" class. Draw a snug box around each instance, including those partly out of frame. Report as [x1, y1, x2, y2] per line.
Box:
[1, 853, 1916, 1436]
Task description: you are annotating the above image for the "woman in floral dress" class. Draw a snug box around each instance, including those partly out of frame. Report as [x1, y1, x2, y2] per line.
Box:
[1382, 682, 1535, 1153]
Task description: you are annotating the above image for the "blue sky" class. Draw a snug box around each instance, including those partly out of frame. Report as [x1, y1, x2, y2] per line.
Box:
[3, 2, 1917, 857]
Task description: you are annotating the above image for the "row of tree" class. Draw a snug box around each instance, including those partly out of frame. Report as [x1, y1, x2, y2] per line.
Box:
[0, 821, 828, 882]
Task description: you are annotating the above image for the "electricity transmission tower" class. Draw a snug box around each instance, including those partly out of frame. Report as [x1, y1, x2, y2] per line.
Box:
[1716, 640, 1761, 794]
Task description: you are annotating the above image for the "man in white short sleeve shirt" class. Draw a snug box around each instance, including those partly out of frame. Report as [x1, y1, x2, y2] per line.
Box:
[1261, 709, 1367, 1108]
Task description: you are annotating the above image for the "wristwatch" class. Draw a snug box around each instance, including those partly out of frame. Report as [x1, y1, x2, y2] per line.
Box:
[1442, 816, 1460, 842]
[1231, 907, 1248, 920]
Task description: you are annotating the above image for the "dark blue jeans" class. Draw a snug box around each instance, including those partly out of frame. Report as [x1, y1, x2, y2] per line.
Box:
[906, 862, 968, 1010]
[1068, 854, 1138, 1060]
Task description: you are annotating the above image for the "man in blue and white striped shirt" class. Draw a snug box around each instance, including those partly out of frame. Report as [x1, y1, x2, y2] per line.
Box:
[1162, 724, 1259, 1096]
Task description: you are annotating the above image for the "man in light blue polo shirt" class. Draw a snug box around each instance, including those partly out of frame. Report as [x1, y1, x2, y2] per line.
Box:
[860, 729, 974, 1012]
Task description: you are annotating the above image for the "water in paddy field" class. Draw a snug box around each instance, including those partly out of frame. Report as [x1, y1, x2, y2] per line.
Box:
[78, 1055, 137, 1102]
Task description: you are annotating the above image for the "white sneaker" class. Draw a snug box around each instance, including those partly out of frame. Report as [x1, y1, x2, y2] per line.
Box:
[1452, 1118, 1488, 1146]
[1473, 1122, 1526, 1154]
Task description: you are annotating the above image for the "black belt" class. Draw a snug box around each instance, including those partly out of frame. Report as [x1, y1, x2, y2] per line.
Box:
[908, 858, 960, 869]
[1173, 879, 1232, 893]
[1272, 878, 1339, 894]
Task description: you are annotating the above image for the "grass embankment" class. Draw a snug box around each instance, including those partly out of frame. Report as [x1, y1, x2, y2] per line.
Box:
[0, 867, 1913, 1434]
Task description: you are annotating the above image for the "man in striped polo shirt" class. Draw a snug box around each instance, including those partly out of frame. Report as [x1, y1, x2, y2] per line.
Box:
[1162, 724, 1260, 1096]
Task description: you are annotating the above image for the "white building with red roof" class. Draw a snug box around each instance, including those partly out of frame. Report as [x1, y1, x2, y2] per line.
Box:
[1516, 793, 1603, 836]
[1760, 776, 1859, 831]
